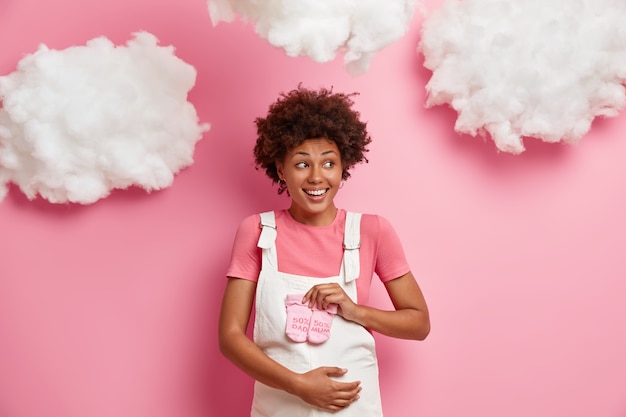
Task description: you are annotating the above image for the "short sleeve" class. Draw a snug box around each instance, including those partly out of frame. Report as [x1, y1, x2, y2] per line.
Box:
[373, 215, 411, 282]
[225, 214, 262, 282]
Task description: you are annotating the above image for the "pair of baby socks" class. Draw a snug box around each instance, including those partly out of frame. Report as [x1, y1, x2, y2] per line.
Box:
[285, 294, 337, 344]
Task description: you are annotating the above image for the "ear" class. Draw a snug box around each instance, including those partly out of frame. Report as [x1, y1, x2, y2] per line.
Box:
[276, 162, 285, 180]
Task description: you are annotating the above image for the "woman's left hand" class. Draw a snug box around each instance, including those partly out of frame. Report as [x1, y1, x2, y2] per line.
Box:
[302, 283, 360, 323]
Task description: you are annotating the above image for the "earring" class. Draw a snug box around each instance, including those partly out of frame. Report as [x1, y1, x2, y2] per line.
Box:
[339, 181, 345, 189]
[277, 178, 288, 195]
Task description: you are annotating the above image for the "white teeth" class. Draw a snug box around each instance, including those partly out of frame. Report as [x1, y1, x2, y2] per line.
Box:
[306, 189, 326, 196]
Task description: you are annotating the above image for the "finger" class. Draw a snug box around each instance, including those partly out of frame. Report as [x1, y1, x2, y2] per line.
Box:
[303, 285, 326, 305]
[332, 392, 360, 409]
[328, 395, 357, 411]
[321, 293, 341, 309]
[318, 287, 339, 307]
[311, 292, 326, 309]
[330, 378, 361, 394]
[338, 381, 362, 393]
[336, 383, 361, 397]
[318, 295, 339, 311]
[326, 404, 345, 412]
[304, 285, 324, 306]
[323, 366, 348, 377]
[314, 295, 326, 310]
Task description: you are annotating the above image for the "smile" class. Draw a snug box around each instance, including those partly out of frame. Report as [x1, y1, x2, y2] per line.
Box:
[305, 189, 328, 196]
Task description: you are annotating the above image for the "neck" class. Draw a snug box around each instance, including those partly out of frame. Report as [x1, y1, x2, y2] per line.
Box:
[288, 206, 338, 227]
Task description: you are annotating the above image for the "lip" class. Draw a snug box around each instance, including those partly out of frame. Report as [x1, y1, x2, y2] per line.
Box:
[303, 188, 329, 201]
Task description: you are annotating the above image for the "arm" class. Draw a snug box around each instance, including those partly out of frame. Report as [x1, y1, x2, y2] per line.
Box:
[218, 277, 362, 411]
[303, 271, 430, 340]
[218, 277, 294, 389]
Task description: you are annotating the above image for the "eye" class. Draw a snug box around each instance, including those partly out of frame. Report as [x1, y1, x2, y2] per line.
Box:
[295, 162, 308, 169]
[323, 161, 335, 168]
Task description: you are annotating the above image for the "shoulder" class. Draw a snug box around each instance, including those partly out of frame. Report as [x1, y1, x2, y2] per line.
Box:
[232, 213, 263, 242]
[358, 212, 395, 234]
[235, 210, 290, 237]
[355, 213, 404, 250]
[237, 212, 261, 230]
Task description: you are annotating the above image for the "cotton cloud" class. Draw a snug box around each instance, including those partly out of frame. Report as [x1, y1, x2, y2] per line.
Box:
[0, 31, 209, 204]
[419, 0, 626, 154]
[208, 0, 418, 74]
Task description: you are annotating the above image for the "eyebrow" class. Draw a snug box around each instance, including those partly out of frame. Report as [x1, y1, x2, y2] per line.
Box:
[293, 150, 338, 157]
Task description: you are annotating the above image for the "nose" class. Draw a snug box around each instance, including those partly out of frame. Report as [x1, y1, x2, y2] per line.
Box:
[308, 165, 322, 183]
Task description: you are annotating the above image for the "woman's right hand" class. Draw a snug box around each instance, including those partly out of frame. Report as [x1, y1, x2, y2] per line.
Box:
[290, 367, 361, 412]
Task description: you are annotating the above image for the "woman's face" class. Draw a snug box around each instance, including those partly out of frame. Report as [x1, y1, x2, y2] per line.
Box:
[276, 138, 343, 226]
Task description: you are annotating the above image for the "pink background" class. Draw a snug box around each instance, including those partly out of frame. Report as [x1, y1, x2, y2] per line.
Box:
[1, 0, 625, 416]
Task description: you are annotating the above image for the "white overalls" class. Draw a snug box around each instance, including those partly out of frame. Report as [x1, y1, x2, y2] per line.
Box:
[251, 211, 383, 417]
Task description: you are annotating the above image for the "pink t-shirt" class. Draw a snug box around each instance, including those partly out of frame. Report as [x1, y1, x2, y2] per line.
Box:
[226, 209, 410, 304]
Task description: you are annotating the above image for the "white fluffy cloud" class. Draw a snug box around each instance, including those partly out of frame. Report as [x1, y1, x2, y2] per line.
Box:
[0, 31, 209, 204]
[419, 0, 626, 154]
[208, 0, 418, 74]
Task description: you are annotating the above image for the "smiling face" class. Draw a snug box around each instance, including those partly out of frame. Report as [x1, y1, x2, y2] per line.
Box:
[276, 138, 343, 226]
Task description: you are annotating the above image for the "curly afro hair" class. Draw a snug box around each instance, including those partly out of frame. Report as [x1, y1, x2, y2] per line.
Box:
[254, 85, 372, 194]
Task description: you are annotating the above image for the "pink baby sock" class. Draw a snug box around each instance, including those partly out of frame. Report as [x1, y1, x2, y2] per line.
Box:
[307, 303, 338, 344]
[285, 294, 311, 343]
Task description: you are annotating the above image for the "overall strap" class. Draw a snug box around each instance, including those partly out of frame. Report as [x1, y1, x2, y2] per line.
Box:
[257, 211, 278, 270]
[342, 212, 362, 283]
